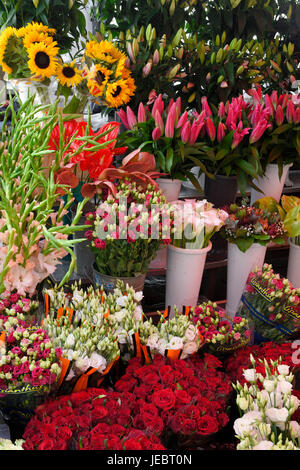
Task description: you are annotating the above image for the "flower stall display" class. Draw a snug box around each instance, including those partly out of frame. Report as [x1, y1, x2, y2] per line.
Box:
[114, 354, 232, 449]
[247, 89, 300, 204]
[0, 321, 62, 428]
[165, 199, 228, 313]
[22, 386, 166, 450]
[233, 357, 300, 450]
[281, 195, 300, 288]
[221, 202, 287, 317]
[138, 308, 204, 361]
[0, 22, 136, 113]
[189, 301, 250, 357]
[116, 93, 208, 200]
[86, 179, 173, 292]
[238, 264, 300, 344]
[0, 98, 103, 297]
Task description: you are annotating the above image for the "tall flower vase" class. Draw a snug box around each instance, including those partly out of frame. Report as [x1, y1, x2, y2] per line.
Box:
[226, 242, 267, 318]
[287, 239, 300, 288]
[250, 163, 292, 204]
[165, 242, 212, 317]
[7, 78, 57, 106]
[157, 178, 182, 202]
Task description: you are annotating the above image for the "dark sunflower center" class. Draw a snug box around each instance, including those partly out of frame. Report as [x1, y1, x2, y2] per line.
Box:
[63, 66, 76, 78]
[35, 51, 50, 69]
[112, 85, 121, 97]
[96, 70, 105, 85]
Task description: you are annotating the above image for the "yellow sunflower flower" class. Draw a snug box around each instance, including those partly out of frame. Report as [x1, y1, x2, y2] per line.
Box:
[22, 30, 57, 50]
[85, 40, 126, 64]
[56, 61, 83, 87]
[27, 41, 58, 78]
[0, 26, 19, 75]
[86, 64, 112, 97]
[105, 78, 134, 108]
[17, 22, 56, 37]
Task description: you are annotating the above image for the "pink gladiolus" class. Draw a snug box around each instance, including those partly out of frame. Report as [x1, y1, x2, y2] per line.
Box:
[137, 103, 146, 123]
[217, 122, 226, 142]
[181, 121, 191, 143]
[176, 111, 188, 129]
[286, 100, 295, 123]
[117, 109, 129, 129]
[154, 110, 164, 133]
[249, 119, 270, 144]
[165, 103, 176, 138]
[275, 105, 284, 126]
[206, 117, 216, 141]
[188, 120, 204, 145]
[126, 106, 137, 129]
[218, 102, 226, 119]
[152, 127, 162, 141]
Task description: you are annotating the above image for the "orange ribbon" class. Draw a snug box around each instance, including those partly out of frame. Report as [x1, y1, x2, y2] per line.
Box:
[96, 356, 120, 387]
[166, 349, 182, 360]
[73, 367, 98, 393]
[141, 345, 152, 365]
[58, 357, 71, 387]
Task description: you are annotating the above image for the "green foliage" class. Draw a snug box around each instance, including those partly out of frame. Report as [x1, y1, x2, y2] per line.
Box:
[0, 0, 87, 52]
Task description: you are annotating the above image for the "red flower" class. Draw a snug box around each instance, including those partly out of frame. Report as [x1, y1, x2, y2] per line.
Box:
[152, 388, 176, 411]
[197, 415, 219, 435]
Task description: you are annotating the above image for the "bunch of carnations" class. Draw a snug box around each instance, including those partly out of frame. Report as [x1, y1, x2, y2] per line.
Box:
[23, 387, 166, 450]
[170, 199, 228, 249]
[233, 356, 300, 450]
[240, 264, 300, 342]
[224, 341, 296, 385]
[116, 94, 207, 186]
[86, 180, 173, 277]
[138, 310, 203, 360]
[221, 203, 287, 253]
[0, 322, 61, 391]
[189, 301, 250, 353]
[114, 354, 231, 449]
[48, 119, 127, 202]
[0, 291, 38, 325]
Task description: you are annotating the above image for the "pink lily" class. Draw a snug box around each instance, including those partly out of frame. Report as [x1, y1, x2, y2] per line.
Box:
[264, 94, 274, 118]
[217, 122, 226, 142]
[152, 127, 162, 141]
[137, 103, 147, 123]
[126, 106, 137, 129]
[286, 100, 295, 123]
[181, 121, 191, 144]
[117, 109, 129, 129]
[201, 96, 212, 117]
[232, 122, 250, 149]
[188, 121, 204, 145]
[154, 110, 164, 133]
[176, 111, 188, 129]
[275, 105, 284, 126]
[249, 119, 270, 144]
[151, 94, 164, 118]
[218, 102, 226, 119]
[165, 103, 176, 138]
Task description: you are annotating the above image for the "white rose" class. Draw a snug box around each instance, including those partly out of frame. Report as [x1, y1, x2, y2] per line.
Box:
[134, 291, 143, 303]
[75, 356, 91, 373]
[157, 338, 167, 355]
[89, 352, 107, 373]
[252, 440, 274, 451]
[290, 421, 300, 438]
[266, 407, 289, 424]
[147, 334, 160, 349]
[114, 309, 127, 322]
[133, 305, 143, 321]
[233, 411, 262, 437]
[276, 380, 293, 395]
[116, 296, 128, 307]
[243, 368, 256, 383]
[277, 365, 290, 376]
[185, 324, 197, 341]
[263, 379, 275, 393]
[182, 341, 198, 356]
[168, 336, 183, 350]
[65, 333, 75, 348]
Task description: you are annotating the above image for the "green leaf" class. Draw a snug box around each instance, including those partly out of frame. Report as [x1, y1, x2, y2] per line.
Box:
[235, 237, 254, 253]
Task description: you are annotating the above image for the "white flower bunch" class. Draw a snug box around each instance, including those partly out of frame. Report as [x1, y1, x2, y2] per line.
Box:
[233, 355, 300, 450]
[139, 309, 202, 359]
[42, 314, 119, 380]
[0, 438, 24, 450]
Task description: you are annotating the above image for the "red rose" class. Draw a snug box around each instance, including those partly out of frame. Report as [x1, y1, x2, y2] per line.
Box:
[152, 388, 176, 411]
[218, 412, 230, 428]
[114, 377, 137, 392]
[92, 405, 108, 423]
[123, 438, 142, 450]
[174, 389, 191, 406]
[181, 418, 197, 435]
[143, 372, 160, 386]
[170, 412, 186, 433]
[37, 439, 56, 450]
[197, 415, 219, 435]
[91, 423, 110, 435]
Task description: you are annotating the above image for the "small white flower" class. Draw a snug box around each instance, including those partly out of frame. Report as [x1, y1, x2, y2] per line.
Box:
[185, 324, 198, 341]
[290, 420, 300, 438]
[75, 356, 91, 373]
[116, 296, 128, 307]
[263, 379, 275, 393]
[266, 407, 289, 424]
[168, 336, 183, 350]
[276, 380, 293, 395]
[65, 333, 75, 348]
[89, 352, 107, 373]
[252, 440, 274, 450]
[243, 368, 256, 383]
[277, 364, 290, 376]
[182, 341, 198, 356]
[134, 291, 143, 303]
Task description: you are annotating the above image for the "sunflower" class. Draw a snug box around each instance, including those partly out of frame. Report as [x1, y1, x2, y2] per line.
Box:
[86, 64, 112, 97]
[0, 27, 19, 75]
[56, 61, 83, 87]
[27, 41, 58, 78]
[22, 30, 57, 50]
[105, 78, 135, 108]
[17, 22, 56, 38]
[85, 40, 126, 64]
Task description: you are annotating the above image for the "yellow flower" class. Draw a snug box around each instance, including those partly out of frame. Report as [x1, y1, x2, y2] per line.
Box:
[105, 78, 135, 108]
[0, 27, 19, 75]
[17, 22, 56, 37]
[27, 41, 58, 78]
[86, 64, 112, 97]
[22, 30, 57, 50]
[85, 40, 126, 64]
[56, 61, 83, 87]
